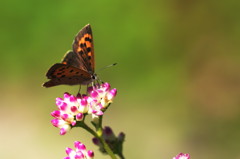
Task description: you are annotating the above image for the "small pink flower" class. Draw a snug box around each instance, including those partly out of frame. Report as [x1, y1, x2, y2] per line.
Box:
[173, 153, 190, 159]
[76, 113, 84, 121]
[87, 150, 94, 158]
[88, 83, 117, 118]
[90, 90, 99, 98]
[102, 82, 110, 91]
[107, 88, 117, 101]
[51, 110, 61, 118]
[64, 141, 94, 159]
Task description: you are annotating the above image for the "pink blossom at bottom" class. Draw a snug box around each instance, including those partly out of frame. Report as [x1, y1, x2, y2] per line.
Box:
[173, 153, 190, 159]
[64, 141, 94, 159]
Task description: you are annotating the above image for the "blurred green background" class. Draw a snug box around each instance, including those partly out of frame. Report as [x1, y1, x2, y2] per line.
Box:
[1, 0, 240, 158]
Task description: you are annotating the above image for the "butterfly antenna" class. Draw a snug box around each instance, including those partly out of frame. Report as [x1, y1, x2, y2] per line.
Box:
[96, 63, 117, 73]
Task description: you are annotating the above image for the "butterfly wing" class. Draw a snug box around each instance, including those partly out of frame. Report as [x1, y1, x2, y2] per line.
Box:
[61, 51, 82, 69]
[43, 63, 92, 88]
[43, 24, 95, 88]
[72, 24, 95, 73]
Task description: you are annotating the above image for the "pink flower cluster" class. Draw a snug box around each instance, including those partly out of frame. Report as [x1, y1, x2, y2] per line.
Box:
[64, 141, 94, 159]
[51, 83, 117, 135]
[173, 153, 190, 159]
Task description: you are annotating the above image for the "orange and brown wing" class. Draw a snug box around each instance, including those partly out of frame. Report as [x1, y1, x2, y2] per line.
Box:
[72, 24, 95, 73]
[61, 51, 83, 70]
[43, 63, 92, 88]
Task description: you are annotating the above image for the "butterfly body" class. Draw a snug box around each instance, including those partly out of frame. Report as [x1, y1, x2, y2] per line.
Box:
[43, 24, 96, 88]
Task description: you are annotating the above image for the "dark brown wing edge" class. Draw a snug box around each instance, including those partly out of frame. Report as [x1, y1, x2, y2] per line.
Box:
[42, 63, 64, 87]
[42, 63, 93, 88]
[43, 76, 92, 88]
[45, 63, 64, 79]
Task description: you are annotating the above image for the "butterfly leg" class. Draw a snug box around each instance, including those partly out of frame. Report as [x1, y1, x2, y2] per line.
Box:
[77, 85, 81, 95]
[91, 82, 95, 90]
[94, 80, 101, 89]
[93, 76, 103, 87]
[86, 84, 90, 95]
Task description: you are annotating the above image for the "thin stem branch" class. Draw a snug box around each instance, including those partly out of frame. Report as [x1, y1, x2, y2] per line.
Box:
[79, 121, 117, 159]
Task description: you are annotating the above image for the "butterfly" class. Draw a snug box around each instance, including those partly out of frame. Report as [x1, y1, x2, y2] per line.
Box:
[43, 24, 97, 88]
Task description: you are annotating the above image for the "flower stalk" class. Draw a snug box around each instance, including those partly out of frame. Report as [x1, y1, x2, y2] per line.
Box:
[75, 119, 117, 159]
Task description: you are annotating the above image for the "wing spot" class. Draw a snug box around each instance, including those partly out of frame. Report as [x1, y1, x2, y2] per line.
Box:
[57, 72, 62, 75]
[59, 67, 65, 71]
[87, 47, 91, 52]
[76, 72, 79, 74]
[85, 37, 92, 42]
[69, 69, 74, 73]
[88, 56, 91, 60]
[61, 75, 66, 78]
[80, 43, 84, 48]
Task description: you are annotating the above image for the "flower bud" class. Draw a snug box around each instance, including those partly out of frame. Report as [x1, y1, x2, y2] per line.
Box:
[51, 110, 61, 118]
[76, 113, 83, 121]
[90, 90, 98, 98]
[60, 125, 70, 135]
[107, 88, 117, 100]
[87, 150, 94, 158]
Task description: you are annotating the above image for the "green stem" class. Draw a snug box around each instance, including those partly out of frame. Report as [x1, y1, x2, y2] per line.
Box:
[80, 122, 117, 159]
[118, 153, 125, 159]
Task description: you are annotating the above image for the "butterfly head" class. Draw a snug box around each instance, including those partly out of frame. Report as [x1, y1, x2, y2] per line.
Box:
[91, 73, 96, 80]
[91, 73, 100, 82]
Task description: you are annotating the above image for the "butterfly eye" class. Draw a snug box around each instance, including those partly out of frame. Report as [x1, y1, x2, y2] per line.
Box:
[91, 75, 96, 80]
